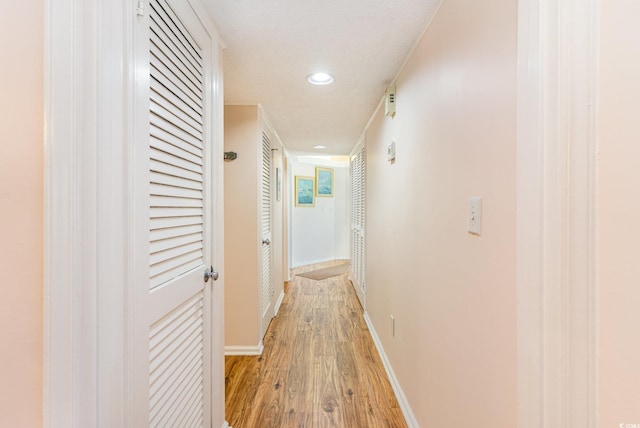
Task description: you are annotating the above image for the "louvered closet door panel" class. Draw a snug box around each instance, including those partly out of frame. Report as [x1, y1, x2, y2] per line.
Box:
[149, 292, 204, 427]
[350, 145, 366, 306]
[149, 0, 205, 291]
[133, 0, 213, 426]
[261, 132, 273, 318]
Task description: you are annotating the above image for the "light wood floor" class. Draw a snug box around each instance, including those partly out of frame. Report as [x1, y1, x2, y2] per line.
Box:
[225, 261, 407, 428]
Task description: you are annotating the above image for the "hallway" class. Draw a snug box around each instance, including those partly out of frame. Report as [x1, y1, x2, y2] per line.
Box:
[225, 261, 406, 427]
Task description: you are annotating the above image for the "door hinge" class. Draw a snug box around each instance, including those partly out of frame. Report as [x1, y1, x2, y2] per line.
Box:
[136, 0, 145, 16]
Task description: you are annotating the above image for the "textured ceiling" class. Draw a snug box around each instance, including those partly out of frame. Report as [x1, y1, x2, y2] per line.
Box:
[205, 0, 441, 155]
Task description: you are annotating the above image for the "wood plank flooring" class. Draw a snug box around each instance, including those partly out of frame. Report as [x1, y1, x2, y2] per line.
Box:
[225, 261, 407, 428]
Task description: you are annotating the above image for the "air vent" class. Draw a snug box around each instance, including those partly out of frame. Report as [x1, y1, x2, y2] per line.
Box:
[385, 83, 396, 117]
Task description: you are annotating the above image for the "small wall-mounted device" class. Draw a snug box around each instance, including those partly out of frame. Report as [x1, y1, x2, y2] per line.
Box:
[387, 141, 396, 162]
[385, 83, 396, 117]
[224, 151, 238, 161]
[468, 197, 482, 235]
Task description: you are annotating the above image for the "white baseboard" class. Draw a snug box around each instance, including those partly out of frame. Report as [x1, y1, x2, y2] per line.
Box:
[349, 274, 366, 309]
[363, 312, 418, 427]
[274, 290, 285, 316]
[224, 341, 264, 356]
[291, 256, 335, 268]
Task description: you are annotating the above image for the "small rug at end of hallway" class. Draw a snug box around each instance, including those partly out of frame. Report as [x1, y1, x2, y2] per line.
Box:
[296, 263, 350, 281]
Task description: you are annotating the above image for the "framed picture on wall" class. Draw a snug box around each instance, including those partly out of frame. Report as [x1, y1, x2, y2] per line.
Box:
[295, 176, 315, 207]
[315, 167, 334, 197]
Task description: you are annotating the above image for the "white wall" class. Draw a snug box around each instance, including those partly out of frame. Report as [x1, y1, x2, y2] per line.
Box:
[291, 159, 349, 267]
[333, 167, 350, 259]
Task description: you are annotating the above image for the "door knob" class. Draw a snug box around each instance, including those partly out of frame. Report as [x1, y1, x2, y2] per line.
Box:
[204, 266, 219, 282]
[262, 239, 271, 245]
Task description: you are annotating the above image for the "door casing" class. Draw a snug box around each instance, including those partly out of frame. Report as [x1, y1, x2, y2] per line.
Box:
[44, 0, 226, 425]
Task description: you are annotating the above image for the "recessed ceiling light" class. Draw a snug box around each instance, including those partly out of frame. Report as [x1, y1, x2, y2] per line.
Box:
[313, 145, 326, 150]
[307, 73, 334, 85]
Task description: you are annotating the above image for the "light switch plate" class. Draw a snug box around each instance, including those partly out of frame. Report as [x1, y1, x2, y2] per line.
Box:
[468, 197, 482, 235]
[387, 141, 396, 162]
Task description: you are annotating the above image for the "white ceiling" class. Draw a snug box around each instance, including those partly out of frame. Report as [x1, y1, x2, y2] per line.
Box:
[205, 0, 441, 155]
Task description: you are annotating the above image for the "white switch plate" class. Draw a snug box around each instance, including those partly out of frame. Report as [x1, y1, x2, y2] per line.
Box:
[468, 197, 482, 235]
[387, 141, 396, 162]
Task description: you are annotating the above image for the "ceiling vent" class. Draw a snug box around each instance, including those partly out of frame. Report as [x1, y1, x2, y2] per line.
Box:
[385, 83, 396, 117]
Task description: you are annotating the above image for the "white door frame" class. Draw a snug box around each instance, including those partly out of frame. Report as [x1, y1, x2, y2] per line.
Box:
[44, 0, 125, 425]
[44, 0, 226, 426]
[516, 0, 598, 426]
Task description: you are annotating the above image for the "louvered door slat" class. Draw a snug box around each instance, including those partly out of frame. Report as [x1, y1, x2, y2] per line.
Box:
[149, 289, 204, 427]
[150, 241, 203, 266]
[149, 59, 201, 113]
[151, 0, 203, 67]
[151, 77, 203, 126]
[150, 232, 201, 254]
[151, 195, 203, 208]
[150, 342, 201, 420]
[150, 95, 203, 140]
[151, 183, 202, 200]
[149, 29, 202, 96]
[151, 125, 204, 159]
[150, 5, 203, 84]
[150, 249, 202, 278]
[151, 148, 202, 176]
[151, 138, 203, 167]
[151, 160, 202, 184]
[151, 113, 203, 151]
[151, 215, 202, 229]
[150, 67, 202, 114]
[151, 171, 203, 191]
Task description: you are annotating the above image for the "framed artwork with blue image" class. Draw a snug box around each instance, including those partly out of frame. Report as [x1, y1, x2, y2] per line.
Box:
[315, 167, 334, 197]
[295, 176, 315, 207]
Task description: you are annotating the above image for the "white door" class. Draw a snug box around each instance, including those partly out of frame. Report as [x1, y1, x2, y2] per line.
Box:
[260, 131, 275, 337]
[350, 144, 366, 308]
[132, 0, 216, 425]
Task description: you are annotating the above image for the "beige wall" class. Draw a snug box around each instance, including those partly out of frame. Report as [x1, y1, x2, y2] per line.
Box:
[0, 1, 44, 426]
[598, 0, 640, 424]
[224, 105, 261, 346]
[224, 105, 286, 348]
[365, 0, 517, 425]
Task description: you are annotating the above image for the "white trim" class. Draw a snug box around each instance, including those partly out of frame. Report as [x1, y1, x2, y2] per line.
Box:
[44, 0, 102, 425]
[224, 342, 264, 356]
[291, 256, 337, 268]
[45, 0, 226, 425]
[349, 276, 366, 310]
[349, 135, 366, 158]
[363, 313, 417, 428]
[273, 290, 286, 316]
[516, 0, 598, 426]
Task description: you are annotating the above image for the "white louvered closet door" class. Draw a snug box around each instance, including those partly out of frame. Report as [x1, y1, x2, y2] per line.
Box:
[132, 0, 214, 426]
[350, 144, 366, 308]
[260, 131, 275, 338]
